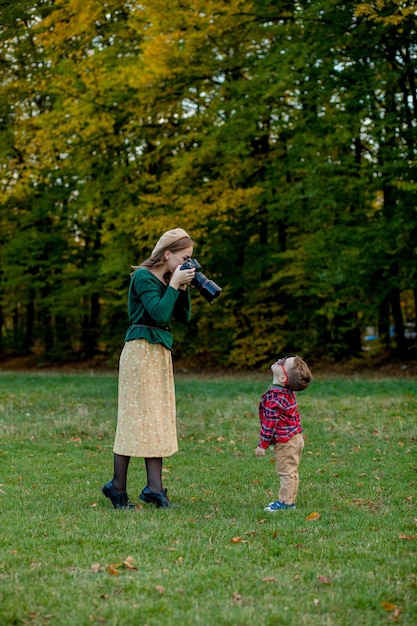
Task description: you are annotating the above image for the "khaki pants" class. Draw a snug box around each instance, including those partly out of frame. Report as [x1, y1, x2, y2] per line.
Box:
[273, 433, 304, 505]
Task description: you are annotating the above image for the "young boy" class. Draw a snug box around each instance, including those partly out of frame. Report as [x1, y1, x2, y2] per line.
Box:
[255, 356, 312, 511]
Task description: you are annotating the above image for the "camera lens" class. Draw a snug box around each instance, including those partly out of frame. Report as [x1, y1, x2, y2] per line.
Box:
[194, 274, 222, 303]
[181, 258, 222, 303]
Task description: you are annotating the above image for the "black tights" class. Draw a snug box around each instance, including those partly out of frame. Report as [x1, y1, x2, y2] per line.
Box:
[112, 453, 163, 494]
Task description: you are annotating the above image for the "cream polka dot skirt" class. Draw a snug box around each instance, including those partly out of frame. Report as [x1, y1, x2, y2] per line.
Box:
[113, 339, 178, 458]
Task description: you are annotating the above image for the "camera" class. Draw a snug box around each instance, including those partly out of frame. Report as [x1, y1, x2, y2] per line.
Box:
[180, 258, 222, 303]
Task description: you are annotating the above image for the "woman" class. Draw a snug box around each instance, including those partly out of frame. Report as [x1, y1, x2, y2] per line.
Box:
[102, 228, 196, 509]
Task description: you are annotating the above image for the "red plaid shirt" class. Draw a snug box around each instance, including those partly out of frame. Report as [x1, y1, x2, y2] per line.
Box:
[258, 385, 302, 448]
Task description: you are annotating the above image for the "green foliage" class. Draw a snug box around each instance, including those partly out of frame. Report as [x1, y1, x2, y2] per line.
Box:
[0, 0, 416, 366]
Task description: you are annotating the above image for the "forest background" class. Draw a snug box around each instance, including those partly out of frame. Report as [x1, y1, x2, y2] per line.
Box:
[1, 0, 416, 370]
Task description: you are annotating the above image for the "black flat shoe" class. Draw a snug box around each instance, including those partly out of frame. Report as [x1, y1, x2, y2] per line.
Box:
[102, 480, 135, 509]
[139, 486, 174, 508]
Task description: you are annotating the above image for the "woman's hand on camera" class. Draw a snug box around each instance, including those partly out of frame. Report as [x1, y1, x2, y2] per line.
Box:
[170, 265, 195, 290]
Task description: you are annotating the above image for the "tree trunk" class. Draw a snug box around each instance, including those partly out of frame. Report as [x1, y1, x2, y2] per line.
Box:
[26, 288, 35, 349]
[82, 293, 100, 359]
[378, 297, 391, 347]
[390, 287, 405, 353]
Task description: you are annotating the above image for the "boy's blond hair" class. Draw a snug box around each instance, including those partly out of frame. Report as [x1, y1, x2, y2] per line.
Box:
[287, 355, 312, 391]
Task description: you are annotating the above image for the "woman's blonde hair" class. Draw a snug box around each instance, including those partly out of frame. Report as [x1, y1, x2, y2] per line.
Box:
[131, 235, 194, 279]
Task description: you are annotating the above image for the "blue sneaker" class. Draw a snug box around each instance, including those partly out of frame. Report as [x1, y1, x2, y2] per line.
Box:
[264, 500, 296, 512]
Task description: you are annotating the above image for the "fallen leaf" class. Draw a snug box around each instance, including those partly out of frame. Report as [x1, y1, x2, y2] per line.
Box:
[91, 562, 101, 574]
[108, 565, 120, 575]
[305, 512, 321, 521]
[262, 577, 276, 582]
[155, 585, 165, 594]
[382, 602, 396, 611]
[318, 575, 331, 584]
[388, 607, 401, 622]
[231, 536, 242, 543]
[351, 499, 382, 510]
[232, 592, 242, 603]
[399, 534, 417, 540]
[123, 556, 137, 570]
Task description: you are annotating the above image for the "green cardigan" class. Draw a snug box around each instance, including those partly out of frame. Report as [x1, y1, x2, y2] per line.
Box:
[124, 267, 191, 350]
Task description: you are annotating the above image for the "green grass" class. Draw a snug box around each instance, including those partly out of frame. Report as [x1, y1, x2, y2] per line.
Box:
[0, 370, 416, 625]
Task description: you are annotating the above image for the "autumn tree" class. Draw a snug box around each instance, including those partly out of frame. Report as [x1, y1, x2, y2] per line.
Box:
[0, 0, 415, 366]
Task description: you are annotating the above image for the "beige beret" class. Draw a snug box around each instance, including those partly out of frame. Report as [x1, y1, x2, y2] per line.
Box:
[151, 228, 191, 258]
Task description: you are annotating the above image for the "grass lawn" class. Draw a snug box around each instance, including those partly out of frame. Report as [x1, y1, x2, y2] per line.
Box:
[0, 369, 416, 625]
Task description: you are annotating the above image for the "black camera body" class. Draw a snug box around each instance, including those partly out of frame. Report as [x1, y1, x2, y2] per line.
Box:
[180, 258, 222, 303]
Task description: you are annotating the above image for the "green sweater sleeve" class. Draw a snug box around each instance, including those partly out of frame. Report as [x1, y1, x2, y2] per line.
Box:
[124, 268, 191, 349]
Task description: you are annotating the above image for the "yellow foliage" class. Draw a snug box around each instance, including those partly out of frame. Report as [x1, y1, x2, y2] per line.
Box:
[35, 0, 104, 57]
[354, 1, 416, 25]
